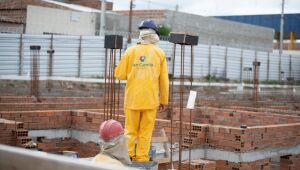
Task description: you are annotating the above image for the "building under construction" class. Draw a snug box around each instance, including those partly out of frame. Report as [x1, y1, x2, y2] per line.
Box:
[0, 31, 299, 170]
[0, 1, 300, 170]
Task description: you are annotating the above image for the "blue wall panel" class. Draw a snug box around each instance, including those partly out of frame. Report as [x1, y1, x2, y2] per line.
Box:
[215, 14, 300, 32]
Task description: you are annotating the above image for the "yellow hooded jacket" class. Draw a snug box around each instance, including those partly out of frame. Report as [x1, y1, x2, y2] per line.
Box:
[115, 44, 169, 110]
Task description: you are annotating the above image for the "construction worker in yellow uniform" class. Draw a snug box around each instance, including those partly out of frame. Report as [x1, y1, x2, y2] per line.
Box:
[115, 19, 169, 161]
[93, 119, 132, 166]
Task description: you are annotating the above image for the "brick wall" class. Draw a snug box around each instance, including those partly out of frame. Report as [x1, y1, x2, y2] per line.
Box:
[0, 96, 103, 103]
[161, 107, 300, 127]
[0, 110, 71, 129]
[70, 110, 189, 142]
[1, 107, 300, 152]
[193, 107, 300, 127]
[1, 108, 300, 169]
[196, 98, 300, 111]
[206, 123, 300, 152]
[228, 106, 300, 117]
[0, 102, 103, 111]
[280, 154, 300, 170]
[71, 110, 300, 152]
[0, 96, 117, 112]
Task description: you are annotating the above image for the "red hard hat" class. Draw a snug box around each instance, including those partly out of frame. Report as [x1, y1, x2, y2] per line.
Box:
[99, 119, 124, 141]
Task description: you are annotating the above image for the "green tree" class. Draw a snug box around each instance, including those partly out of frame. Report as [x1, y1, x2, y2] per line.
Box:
[158, 25, 171, 36]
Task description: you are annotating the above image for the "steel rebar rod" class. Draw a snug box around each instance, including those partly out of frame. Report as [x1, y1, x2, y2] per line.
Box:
[188, 45, 194, 170]
[117, 49, 122, 121]
[169, 43, 176, 169]
[104, 49, 108, 120]
[178, 44, 184, 170]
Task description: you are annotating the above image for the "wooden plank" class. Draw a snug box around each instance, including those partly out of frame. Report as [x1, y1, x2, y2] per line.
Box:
[155, 157, 170, 164]
[151, 136, 168, 143]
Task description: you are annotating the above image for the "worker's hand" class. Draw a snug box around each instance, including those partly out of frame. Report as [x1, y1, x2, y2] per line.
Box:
[158, 104, 167, 113]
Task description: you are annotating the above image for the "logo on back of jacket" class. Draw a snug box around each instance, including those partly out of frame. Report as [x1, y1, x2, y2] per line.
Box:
[133, 55, 154, 68]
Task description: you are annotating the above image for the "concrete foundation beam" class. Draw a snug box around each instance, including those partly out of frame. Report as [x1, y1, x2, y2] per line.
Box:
[29, 129, 300, 163]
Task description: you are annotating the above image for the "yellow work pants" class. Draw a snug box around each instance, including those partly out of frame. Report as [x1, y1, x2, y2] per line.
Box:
[125, 108, 156, 161]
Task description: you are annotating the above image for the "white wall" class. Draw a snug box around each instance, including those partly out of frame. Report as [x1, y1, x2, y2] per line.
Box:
[26, 5, 96, 35]
[1, 33, 300, 81]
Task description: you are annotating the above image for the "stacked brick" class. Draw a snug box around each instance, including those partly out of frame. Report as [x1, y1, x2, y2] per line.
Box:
[182, 124, 207, 149]
[37, 137, 99, 158]
[280, 154, 300, 170]
[216, 159, 271, 170]
[181, 159, 216, 170]
[0, 118, 19, 145]
[0, 118, 34, 148]
[15, 128, 33, 148]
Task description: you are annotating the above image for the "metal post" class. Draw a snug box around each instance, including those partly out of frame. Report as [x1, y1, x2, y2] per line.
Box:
[289, 55, 292, 78]
[30, 45, 41, 102]
[77, 36, 82, 78]
[252, 61, 260, 103]
[100, 0, 106, 36]
[117, 49, 122, 120]
[107, 49, 112, 118]
[127, 0, 133, 44]
[19, 34, 23, 75]
[169, 43, 176, 170]
[104, 49, 108, 120]
[279, 0, 285, 80]
[178, 45, 184, 169]
[267, 52, 270, 82]
[188, 45, 194, 170]
[208, 45, 211, 83]
[287, 55, 294, 96]
[224, 47, 228, 81]
[46, 34, 55, 92]
[240, 50, 244, 83]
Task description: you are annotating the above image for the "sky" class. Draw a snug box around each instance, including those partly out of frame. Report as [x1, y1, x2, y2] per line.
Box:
[111, 0, 300, 16]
